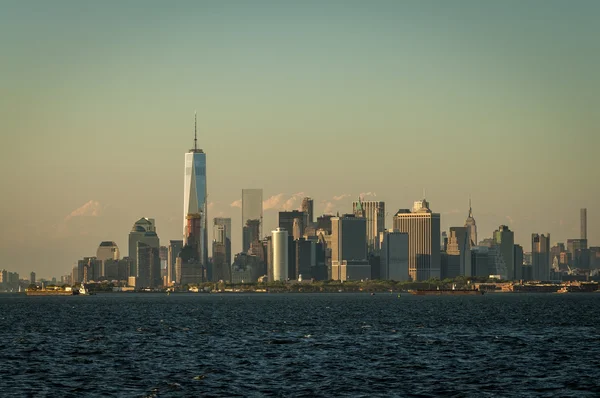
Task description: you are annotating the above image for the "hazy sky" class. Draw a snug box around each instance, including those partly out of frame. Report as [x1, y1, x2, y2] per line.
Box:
[1, 0, 598, 278]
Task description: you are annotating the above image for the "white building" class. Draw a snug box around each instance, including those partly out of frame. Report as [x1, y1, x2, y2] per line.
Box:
[272, 228, 288, 281]
[393, 199, 441, 281]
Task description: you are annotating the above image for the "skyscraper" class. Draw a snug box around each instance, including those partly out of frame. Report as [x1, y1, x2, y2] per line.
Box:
[137, 242, 161, 288]
[379, 230, 409, 281]
[96, 241, 120, 277]
[183, 113, 207, 267]
[393, 199, 441, 281]
[331, 215, 370, 281]
[464, 199, 477, 248]
[352, 199, 385, 253]
[167, 240, 183, 286]
[128, 218, 159, 277]
[272, 228, 288, 282]
[301, 197, 314, 224]
[581, 208, 587, 240]
[532, 233, 551, 281]
[212, 217, 232, 282]
[278, 210, 307, 239]
[493, 225, 515, 280]
[242, 189, 263, 251]
[213, 217, 232, 242]
[447, 226, 471, 277]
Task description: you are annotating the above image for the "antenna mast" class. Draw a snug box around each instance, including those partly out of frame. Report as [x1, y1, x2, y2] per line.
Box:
[194, 111, 198, 151]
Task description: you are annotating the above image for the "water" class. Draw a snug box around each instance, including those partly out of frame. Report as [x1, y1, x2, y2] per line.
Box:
[1, 293, 600, 397]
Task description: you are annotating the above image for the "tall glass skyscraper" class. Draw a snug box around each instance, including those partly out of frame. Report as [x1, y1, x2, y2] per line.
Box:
[242, 189, 263, 252]
[183, 114, 207, 265]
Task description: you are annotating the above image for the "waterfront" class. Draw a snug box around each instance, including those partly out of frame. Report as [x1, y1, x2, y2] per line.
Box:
[1, 293, 600, 397]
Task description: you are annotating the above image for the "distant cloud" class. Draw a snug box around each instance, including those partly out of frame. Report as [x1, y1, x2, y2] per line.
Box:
[359, 192, 377, 198]
[505, 215, 515, 224]
[264, 192, 305, 211]
[65, 200, 102, 221]
[230, 199, 242, 208]
[323, 202, 335, 214]
[332, 194, 351, 201]
[263, 194, 285, 210]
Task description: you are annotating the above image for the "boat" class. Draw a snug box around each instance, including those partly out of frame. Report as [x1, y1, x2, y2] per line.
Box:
[26, 289, 77, 296]
[78, 284, 95, 295]
[408, 289, 484, 296]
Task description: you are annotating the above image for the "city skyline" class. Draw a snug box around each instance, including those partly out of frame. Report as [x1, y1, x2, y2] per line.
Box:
[1, 1, 599, 278]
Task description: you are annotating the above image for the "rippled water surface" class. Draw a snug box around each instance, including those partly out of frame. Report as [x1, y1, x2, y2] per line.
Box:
[1, 293, 600, 397]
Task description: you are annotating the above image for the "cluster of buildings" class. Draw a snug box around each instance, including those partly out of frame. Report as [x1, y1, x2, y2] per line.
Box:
[26, 117, 596, 289]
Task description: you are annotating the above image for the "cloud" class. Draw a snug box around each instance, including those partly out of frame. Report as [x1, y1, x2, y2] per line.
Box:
[65, 200, 102, 221]
[263, 192, 306, 211]
[332, 194, 351, 201]
[323, 202, 335, 214]
[505, 215, 515, 224]
[359, 192, 377, 198]
[263, 193, 286, 210]
[282, 197, 298, 211]
[230, 199, 242, 208]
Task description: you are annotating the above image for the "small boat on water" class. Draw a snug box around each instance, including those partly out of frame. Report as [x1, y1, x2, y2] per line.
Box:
[78, 284, 95, 295]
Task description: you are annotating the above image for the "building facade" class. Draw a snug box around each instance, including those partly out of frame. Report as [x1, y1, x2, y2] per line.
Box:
[331, 215, 370, 281]
[379, 231, 409, 281]
[242, 189, 263, 251]
[532, 233, 551, 281]
[393, 199, 441, 281]
[183, 114, 207, 268]
[301, 197, 314, 224]
[493, 225, 515, 280]
[464, 199, 477, 248]
[272, 228, 288, 281]
[353, 199, 385, 253]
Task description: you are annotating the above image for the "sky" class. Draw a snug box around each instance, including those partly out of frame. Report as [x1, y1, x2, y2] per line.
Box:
[1, 0, 599, 279]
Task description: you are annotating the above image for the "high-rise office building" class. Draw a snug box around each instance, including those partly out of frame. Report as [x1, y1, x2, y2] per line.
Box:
[446, 227, 471, 277]
[532, 234, 551, 281]
[331, 215, 370, 281]
[295, 238, 316, 280]
[379, 231, 409, 281]
[183, 114, 207, 268]
[243, 219, 261, 253]
[167, 240, 183, 286]
[30, 272, 36, 284]
[242, 189, 263, 252]
[301, 197, 314, 224]
[353, 199, 385, 253]
[581, 208, 587, 240]
[393, 199, 441, 281]
[137, 242, 161, 288]
[514, 244, 524, 280]
[493, 225, 515, 280]
[272, 228, 288, 281]
[128, 218, 159, 276]
[212, 218, 232, 282]
[279, 210, 307, 240]
[77, 257, 102, 283]
[213, 218, 232, 241]
[176, 214, 206, 285]
[464, 199, 477, 247]
[96, 241, 120, 277]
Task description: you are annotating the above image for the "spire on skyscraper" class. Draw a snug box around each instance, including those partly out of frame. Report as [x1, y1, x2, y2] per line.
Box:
[194, 111, 197, 151]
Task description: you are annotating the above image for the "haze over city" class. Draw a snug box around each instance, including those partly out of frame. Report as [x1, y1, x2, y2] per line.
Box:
[1, 0, 599, 279]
